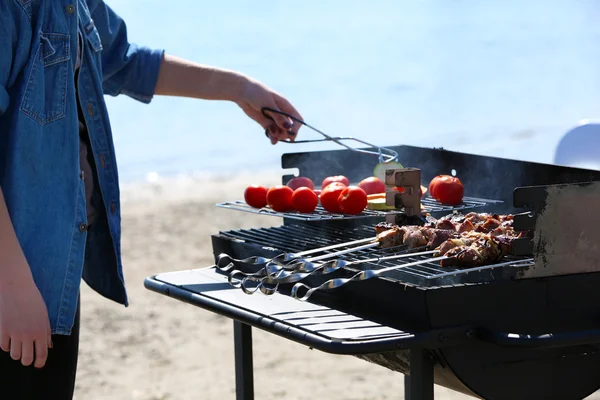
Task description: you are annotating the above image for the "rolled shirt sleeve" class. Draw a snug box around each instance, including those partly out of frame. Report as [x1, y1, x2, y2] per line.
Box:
[0, 3, 16, 117]
[0, 1, 33, 118]
[91, 2, 165, 104]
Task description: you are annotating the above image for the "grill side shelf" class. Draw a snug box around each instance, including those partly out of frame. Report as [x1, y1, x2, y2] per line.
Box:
[144, 269, 600, 352]
[143, 268, 475, 354]
[513, 180, 600, 279]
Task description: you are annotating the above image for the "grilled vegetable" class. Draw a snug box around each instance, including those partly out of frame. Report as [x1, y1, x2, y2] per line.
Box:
[373, 161, 403, 181]
[366, 197, 396, 211]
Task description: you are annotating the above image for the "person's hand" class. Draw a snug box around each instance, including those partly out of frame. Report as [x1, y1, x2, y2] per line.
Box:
[236, 77, 303, 145]
[0, 253, 52, 369]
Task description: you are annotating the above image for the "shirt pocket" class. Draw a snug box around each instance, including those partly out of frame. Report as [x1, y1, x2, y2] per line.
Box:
[20, 32, 71, 126]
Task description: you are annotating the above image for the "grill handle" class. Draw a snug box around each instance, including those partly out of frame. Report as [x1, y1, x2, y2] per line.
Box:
[476, 327, 600, 349]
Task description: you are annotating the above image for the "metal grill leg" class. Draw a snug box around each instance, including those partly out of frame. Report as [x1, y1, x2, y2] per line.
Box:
[406, 348, 434, 400]
[233, 321, 254, 400]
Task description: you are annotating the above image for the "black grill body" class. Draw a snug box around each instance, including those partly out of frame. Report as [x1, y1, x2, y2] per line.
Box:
[208, 146, 600, 399]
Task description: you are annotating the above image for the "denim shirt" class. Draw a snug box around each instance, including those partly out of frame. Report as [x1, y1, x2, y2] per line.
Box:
[0, 0, 164, 334]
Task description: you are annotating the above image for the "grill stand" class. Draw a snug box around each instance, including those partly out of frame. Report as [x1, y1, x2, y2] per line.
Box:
[407, 348, 434, 400]
[230, 322, 435, 400]
[234, 321, 254, 399]
[145, 267, 600, 399]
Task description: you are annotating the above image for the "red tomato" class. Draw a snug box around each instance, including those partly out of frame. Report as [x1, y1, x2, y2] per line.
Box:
[429, 175, 447, 199]
[338, 186, 368, 215]
[320, 182, 346, 213]
[358, 176, 386, 195]
[322, 175, 350, 189]
[292, 187, 318, 213]
[244, 185, 268, 208]
[434, 176, 464, 205]
[286, 177, 315, 191]
[266, 185, 294, 212]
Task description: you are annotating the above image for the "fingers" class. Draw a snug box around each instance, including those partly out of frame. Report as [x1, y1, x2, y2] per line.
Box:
[244, 107, 284, 145]
[34, 338, 48, 369]
[273, 97, 303, 142]
[4, 334, 49, 368]
[20, 339, 34, 367]
[263, 105, 293, 133]
[9, 338, 21, 361]
[0, 331, 9, 353]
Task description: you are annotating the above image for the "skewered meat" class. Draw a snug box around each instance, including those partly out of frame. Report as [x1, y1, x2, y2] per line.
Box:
[376, 212, 519, 249]
[436, 237, 476, 256]
[376, 226, 405, 248]
[457, 219, 475, 233]
[440, 235, 509, 267]
[373, 212, 526, 268]
[404, 229, 429, 248]
[465, 212, 492, 224]
[375, 225, 437, 249]
[375, 222, 396, 235]
[435, 219, 456, 231]
[427, 229, 459, 249]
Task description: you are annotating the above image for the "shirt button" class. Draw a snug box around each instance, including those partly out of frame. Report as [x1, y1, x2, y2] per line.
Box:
[80, 170, 85, 180]
[79, 223, 88, 232]
[65, 4, 76, 14]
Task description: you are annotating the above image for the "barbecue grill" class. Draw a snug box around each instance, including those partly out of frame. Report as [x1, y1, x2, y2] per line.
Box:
[145, 144, 600, 400]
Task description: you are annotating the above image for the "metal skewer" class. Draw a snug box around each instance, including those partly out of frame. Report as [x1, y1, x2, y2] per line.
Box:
[240, 249, 436, 295]
[217, 236, 386, 287]
[225, 241, 382, 289]
[289, 255, 451, 301]
[215, 236, 377, 273]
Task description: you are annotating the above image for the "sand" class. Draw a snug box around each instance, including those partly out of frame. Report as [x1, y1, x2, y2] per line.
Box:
[73, 172, 600, 400]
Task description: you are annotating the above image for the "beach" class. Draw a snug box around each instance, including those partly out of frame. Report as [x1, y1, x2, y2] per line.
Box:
[72, 172, 600, 400]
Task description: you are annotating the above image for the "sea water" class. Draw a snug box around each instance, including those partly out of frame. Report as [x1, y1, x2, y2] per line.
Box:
[104, 0, 600, 183]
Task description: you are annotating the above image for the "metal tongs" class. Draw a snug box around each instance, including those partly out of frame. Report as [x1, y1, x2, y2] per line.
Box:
[261, 107, 399, 164]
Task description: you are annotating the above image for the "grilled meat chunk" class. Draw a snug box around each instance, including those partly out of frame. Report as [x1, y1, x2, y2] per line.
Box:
[427, 229, 459, 250]
[457, 219, 475, 233]
[404, 229, 429, 248]
[436, 237, 477, 256]
[376, 226, 405, 248]
[439, 245, 467, 267]
[435, 219, 456, 231]
[375, 222, 396, 235]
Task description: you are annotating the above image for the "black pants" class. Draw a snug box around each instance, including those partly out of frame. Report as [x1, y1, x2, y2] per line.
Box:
[0, 298, 80, 400]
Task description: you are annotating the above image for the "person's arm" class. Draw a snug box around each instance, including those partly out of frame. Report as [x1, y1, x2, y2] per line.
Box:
[0, 4, 52, 369]
[154, 54, 303, 143]
[0, 188, 52, 368]
[90, 1, 302, 144]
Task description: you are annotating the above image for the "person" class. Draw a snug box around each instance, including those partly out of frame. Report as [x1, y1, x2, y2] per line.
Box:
[0, 1, 302, 398]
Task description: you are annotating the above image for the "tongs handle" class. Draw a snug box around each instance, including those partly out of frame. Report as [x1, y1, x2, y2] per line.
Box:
[260, 107, 398, 164]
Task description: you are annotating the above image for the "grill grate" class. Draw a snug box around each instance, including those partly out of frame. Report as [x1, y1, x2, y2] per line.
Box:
[217, 223, 534, 288]
[216, 195, 501, 221]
